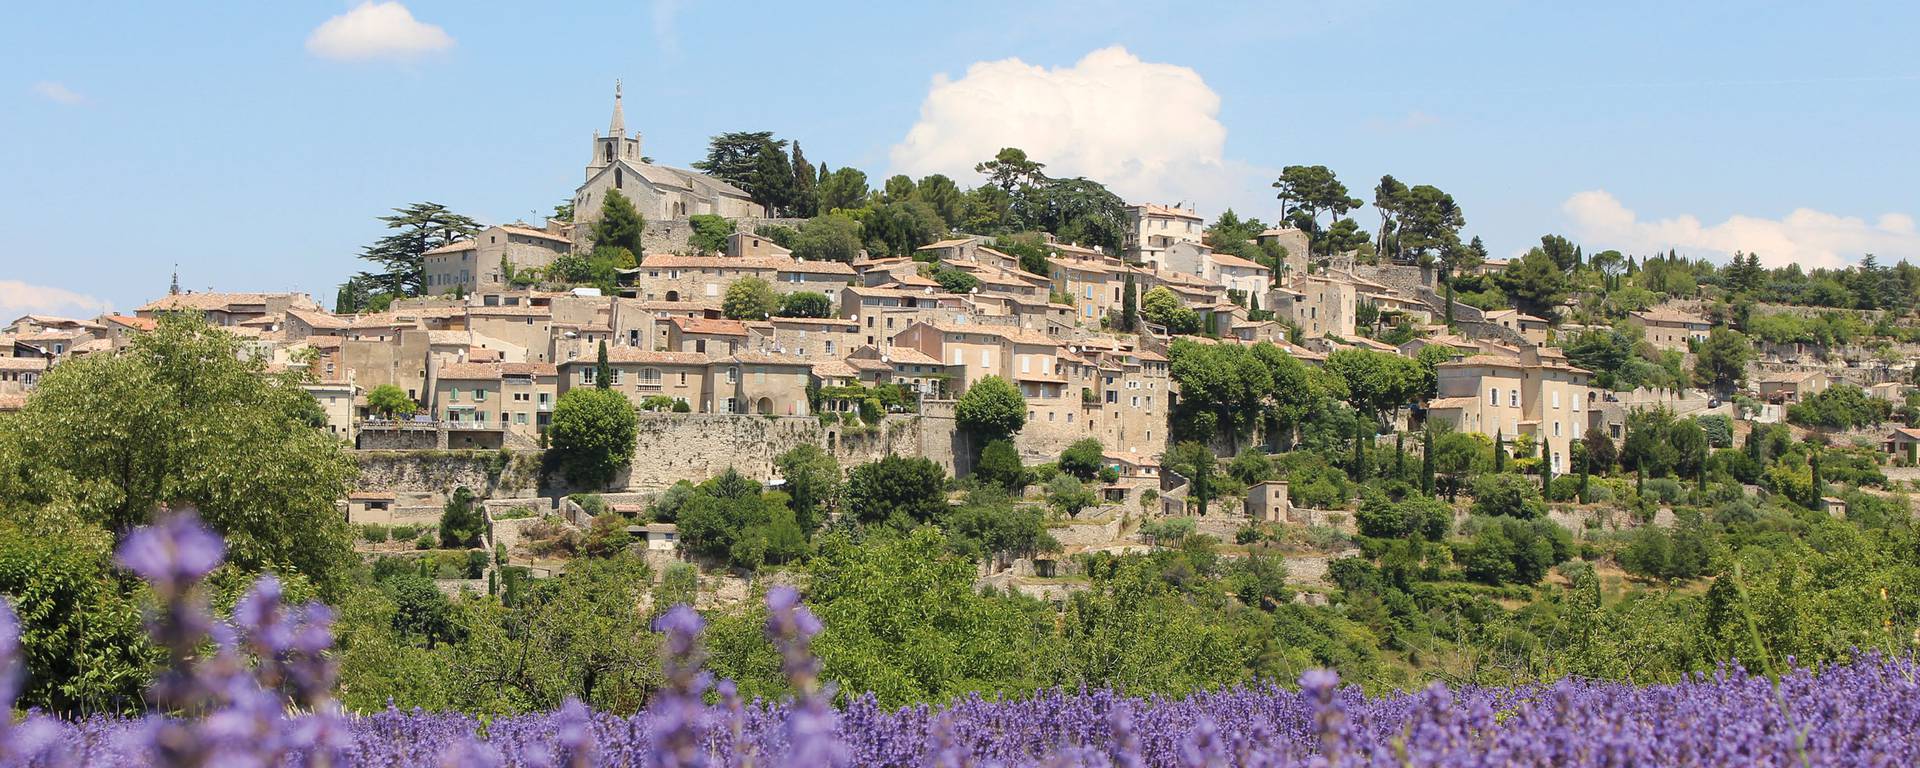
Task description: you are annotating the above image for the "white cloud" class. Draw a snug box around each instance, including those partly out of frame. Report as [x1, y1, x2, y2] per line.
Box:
[30, 81, 85, 105]
[306, 2, 454, 62]
[890, 46, 1248, 211]
[0, 280, 111, 323]
[1561, 190, 1920, 270]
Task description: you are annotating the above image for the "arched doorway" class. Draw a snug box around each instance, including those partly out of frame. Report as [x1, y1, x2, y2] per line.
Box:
[756, 397, 774, 415]
[665, 290, 679, 302]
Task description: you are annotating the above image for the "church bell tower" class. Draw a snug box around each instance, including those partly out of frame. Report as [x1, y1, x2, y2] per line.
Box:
[588, 80, 642, 176]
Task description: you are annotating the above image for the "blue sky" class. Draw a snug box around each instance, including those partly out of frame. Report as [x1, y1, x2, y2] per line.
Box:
[4, 1, 1917, 319]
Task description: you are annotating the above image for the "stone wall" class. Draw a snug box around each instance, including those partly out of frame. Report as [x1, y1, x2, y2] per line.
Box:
[354, 450, 543, 497]
[620, 411, 959, 492]
[637, 217, 809, 255]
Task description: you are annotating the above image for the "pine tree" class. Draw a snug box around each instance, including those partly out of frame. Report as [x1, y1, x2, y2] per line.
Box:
[595, 341, 611, 390]
[355, 202, 480, 297]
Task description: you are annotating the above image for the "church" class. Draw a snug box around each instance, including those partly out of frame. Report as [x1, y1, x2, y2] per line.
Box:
[570, 83, 766, 227]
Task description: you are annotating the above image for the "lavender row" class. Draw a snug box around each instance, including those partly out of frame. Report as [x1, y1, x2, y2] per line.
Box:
[2, 512, 1917, 767]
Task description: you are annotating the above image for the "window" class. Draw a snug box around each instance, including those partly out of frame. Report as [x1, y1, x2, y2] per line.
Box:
[640, 368, 662, 385]
[1551, 390, 1560, 409]
[449, 387, 460, 402]
[1553, 421, 1562, 437]
[723, 398, 737, 414]
[1487, 387, 1497, 406]
[727, 367, 739, 384]
[474, 389, 486, 402]
[610, 369, 622, 385]
[678, 372, 688, 385]
[696, 339, 707, 353]
[1509, 390, 1519, 408]
[754, 367, 766, 384]
[980, 350, 990, 368]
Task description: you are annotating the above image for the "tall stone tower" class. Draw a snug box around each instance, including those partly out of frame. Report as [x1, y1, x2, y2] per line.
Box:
[587, 80, 643, 177]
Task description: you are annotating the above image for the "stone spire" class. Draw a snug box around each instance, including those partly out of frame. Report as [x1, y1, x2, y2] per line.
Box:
[608, 80, 625, 138]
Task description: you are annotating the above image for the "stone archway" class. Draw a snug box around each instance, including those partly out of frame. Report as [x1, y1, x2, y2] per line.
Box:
[756, 397, 774, 415]
[665, 290, 680, 302]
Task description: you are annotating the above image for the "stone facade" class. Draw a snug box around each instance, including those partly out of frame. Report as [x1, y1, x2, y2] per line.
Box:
[620, 412, 959, 492]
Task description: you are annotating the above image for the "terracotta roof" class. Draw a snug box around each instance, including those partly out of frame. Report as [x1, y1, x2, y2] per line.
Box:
[423, 237, 478, 256]
[844, 357, 892, 371]
[917, 237, 977, 250]
[348, 490, 396, 501]
[502, 362, 557, 377]
[1208, 253, 1270, 271]
[1759, 370, 1827, 383]
[0, 393, 26, 412]
[1439, 354, 1526, 369]
[286, 308, 351, 329]
[1427, 396, 1477, 410]
[104, 315, 157, 331]
[1633, 308, 1710, 325]
[137, 292, 296, 312]
[671, 317, 749, 336]
[781, 260, 856, 276]
[569, 348, 710, 366]
[426, 331, 470, 345]
[0, 358, 50, 371]
[881, 347, 942, 366]
[810, 360, 860, 378]
[726, 351, 808, 366]
[1889, 427, 1920, 440]
[1134, 349, 1168, 362]
[436, 362, 503, 380]
[641, 254, 790, 270]
[499, 225, 571, 243]
[766, 316, 857, 329]
[468, 305, 551, 317]
[921, 321, 1059, 346]
[304, 336, 343, 349]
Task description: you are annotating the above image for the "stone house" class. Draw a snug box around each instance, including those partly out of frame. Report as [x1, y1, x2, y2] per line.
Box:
[1483, 309, 1551, 346]
[1245, 480, 1292, 523]
[667, 316, 748, 355]
[1756, 370, 1830, 403]
[712, 352, 811, 416]
[774, 259, 856, 303]
[891, 321, 1065, 400]
[1048, 258, 1126, 327]
[0, 357, 48, 394]
[466, 304, 555, 363]
[1125, 203, 1205, 267]
[422, 224, 573, 295]
[1886, 427, 1920, 463]
[748, 317, 857, 361]
[630, 255, 784, 303]
[1426, 347, 1592, 474]
[1632, 308, 1711, 353]
[841, 285, 966, 348]
[565, 348, 710, 412]
[1270, 274, 1356, 339]
[429, 361, 557, 445]
[302, 379, 358, 442]
[727, 231, 790, 259]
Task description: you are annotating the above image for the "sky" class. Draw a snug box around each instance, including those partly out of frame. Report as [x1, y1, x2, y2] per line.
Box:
[3, 1, 1918, 320]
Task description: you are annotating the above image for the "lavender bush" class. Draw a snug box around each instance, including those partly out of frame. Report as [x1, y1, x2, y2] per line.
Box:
[0, 512, 1916, 766]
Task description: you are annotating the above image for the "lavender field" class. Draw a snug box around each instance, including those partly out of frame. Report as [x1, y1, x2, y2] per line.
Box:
[2, 514, 1917, 767]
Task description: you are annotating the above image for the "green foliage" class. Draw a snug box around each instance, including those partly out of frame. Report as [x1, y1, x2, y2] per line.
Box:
[353, 202, 481, 297]
[792, 213, 865, 262]
[1141, 287, 1199, 334]
[1470, 473, 1547, 519]
[548, 388, 637, 488]
[955, 376, 1026, 441]
[1457, 516, 1571, 585]
[723, 276, 781, 320]
[1696, 414, 1734, 448]
[777, 291, 833, 318]
[1787, 384, 1891, 430]
[1692, 328, 1753, 394]
[1226, 451, 1275, 486]
[1355, 490, 1451, 541]
[367, 384, 417, 418]
[687, 214, 732, 254]
[591, 189, 646, 256]
[1046, 475, 1098, 517]
[676, 469, 806, 569]
[941, 486, 1058, 560]
[1164, 442, 1221, 514]
[1323, 349, 1424, 424]
[438, 486, 485, 548]
[0, 315, 357, 586]
[845, 455, 948, 526]
[1059, 438, 1106, 481]
[774, 445, 839, 533]
[931, 265, 981, 294]
[974, 439, 1025, 491]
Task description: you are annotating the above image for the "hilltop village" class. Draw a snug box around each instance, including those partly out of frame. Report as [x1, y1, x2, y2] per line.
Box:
[7, 88, 1920, 694]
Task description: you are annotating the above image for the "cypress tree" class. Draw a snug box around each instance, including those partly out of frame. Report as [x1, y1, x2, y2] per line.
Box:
[1443, 279, 1456, 326]
[1395, 433, 1406, 478]
[1421, 427, 1435, 495]
[1121, 273, 1138, 332]
[1541, 451, 1553, 494]
[1809, 448, 1824, 507]
[1494, 429, 1506, 473]
[595, 341, 612, 390]
[1577, 442, 1590, 503]
[1352, 421, 1368, 480]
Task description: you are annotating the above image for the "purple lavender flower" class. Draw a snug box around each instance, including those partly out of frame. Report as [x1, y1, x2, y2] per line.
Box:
[115, 510, 225, 594]
[648, 604, 710, 768]
[764, 585, 849, 768]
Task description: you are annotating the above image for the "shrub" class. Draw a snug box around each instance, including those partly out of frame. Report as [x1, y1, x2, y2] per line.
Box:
[358, 524, 390, 543]
[413, 533, 434, 550]
[1470, 473, 1546, 519]
[391, 524, 419, 541]
[1546, 475, 1583, 502]
[974, 439, 1025, 491]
